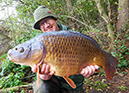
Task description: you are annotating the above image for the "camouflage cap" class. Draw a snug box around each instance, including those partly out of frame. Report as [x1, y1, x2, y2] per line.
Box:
[33, 5, 57, 30]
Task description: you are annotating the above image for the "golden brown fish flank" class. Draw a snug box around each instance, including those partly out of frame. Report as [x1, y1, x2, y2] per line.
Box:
[42, 35, 107, 76]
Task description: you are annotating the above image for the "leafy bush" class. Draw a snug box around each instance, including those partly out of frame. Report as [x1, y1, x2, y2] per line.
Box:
[111, 32, 129, 68]
[0, 54, 36, 89]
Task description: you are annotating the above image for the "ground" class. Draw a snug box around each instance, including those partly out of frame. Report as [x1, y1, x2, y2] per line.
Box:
[14, 68, 129, 93]
[84, 68, 129, 93]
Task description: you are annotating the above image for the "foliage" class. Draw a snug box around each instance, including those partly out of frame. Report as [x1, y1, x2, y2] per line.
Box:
[85, 79, 109, 92]
[115, 42, 129, 68]
[0, 54, 36, 89]
[118, 85, 128, 91]
[111, 31, 129, 68]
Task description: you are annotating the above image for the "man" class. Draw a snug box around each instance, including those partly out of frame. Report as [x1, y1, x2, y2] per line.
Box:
[32, 5, 99, 93]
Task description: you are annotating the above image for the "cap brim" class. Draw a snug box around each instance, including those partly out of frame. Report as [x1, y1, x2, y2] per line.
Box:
[34, 16, 57, 30]
[34, 20, 41, 30]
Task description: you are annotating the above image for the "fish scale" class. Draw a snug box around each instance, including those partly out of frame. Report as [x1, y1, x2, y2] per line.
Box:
[7, 30, 118, 89]
[43, 34, 105, 76]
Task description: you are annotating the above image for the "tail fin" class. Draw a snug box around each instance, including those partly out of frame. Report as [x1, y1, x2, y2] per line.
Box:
[103, 54, 118, 80]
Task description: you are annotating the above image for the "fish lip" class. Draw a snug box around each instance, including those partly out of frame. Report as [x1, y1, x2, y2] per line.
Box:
[8, 55, 12, 61]
[8, 55, 17, 63]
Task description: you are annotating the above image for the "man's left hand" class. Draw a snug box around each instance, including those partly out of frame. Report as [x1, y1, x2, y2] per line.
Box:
[80, 65, 99, 77]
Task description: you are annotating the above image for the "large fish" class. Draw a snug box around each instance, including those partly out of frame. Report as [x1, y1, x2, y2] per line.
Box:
[8, 30, 118, 88]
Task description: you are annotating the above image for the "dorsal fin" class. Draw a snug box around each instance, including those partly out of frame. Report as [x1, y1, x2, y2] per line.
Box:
[63, 76, 76, 89]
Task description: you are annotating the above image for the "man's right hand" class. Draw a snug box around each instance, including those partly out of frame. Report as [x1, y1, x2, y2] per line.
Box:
[32, 63, 55, 80]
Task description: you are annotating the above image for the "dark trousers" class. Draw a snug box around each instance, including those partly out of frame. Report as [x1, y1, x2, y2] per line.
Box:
[33, 76, 84, 93]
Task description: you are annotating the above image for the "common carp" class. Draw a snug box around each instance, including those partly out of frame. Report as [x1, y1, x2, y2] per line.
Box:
[8, 30, 118, 89]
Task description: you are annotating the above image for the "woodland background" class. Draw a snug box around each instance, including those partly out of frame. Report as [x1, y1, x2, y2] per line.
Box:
[0, 0, 128, 93]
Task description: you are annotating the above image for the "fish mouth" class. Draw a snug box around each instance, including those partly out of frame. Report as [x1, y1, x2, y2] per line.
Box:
[8, 55, 18, 63]
[8, 55, 14, 62]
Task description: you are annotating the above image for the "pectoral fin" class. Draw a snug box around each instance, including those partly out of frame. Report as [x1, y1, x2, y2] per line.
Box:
[63, 76, 76, 89]
[37, 67, 40, 87]
[36, 60, 44, 87]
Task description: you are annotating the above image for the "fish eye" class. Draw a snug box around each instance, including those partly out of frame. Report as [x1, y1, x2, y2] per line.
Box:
[15, 48, 18, 50]
[19, 47, 24, 53]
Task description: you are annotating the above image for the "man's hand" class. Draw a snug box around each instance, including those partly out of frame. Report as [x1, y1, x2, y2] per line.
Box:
[32, 63, 99, 80]
[80, 65, 99, 77]
[32, 63, 55, 80]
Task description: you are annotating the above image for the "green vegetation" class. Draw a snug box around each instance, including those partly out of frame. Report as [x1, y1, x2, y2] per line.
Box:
[118, 85, 128, 91]
[85, 79, 109, 92]
[0, 55, 36, 89]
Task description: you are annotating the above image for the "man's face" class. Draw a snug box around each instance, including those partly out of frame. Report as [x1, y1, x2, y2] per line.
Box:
[39, 17, 59, 33]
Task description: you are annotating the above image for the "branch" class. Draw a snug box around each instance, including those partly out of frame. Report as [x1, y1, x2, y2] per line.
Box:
[107, 0, 112, 23]
[59, 15, 95, 30]
[18, 0, 29, 6]
[95, 0, 109, 23]
[94, 0, 115, 52]
[0, 83, 33, 93]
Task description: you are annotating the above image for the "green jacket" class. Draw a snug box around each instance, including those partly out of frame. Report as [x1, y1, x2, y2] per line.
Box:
[57, 23, 84, 90]
[57, 23, 73, 31]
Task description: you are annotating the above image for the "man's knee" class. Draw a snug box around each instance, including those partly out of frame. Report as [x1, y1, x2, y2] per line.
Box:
[33, 79, 48, 93]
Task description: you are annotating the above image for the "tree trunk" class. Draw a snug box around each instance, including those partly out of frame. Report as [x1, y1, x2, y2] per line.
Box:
[117, 0, 129, 31]
[94, 0, 115, 51]
[116, 0, 129, 61]
[0, 31, 12, 56]
[65, 0, 75, 28]
[65, 0, 73, 16]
